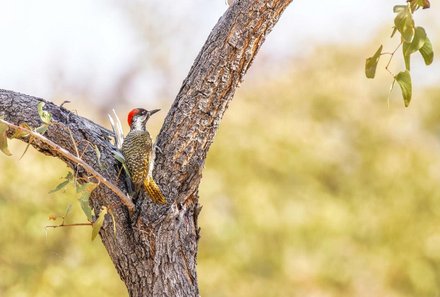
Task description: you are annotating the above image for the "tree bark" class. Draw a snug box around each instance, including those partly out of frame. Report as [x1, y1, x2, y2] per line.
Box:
[0, 0, 292, 296]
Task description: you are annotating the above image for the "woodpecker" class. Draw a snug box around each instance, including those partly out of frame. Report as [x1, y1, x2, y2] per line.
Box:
[121, 108, 166, 204]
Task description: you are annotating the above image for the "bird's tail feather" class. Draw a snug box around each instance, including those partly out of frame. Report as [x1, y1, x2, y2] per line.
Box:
[144, 177, 166, 204]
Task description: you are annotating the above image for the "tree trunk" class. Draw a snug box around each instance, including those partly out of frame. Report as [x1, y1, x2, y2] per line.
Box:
[0, 0, 292, 296]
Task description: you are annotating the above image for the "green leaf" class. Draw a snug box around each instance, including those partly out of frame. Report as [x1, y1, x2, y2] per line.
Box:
[394, 6, 415, 42]
[37, 102, 52, 125]
[76, 182, 98, 222]
[94, 145, 104, 170]
[108, 209, 117, 236]
[49, 180, 70, 194]
[402, 27, 431, 71]
[401, 21, 415, 43]
[113, 150, 125, 163]
[91, 206, 108, 241]
[391, 27, 398, 38]
[404, 27, 427, 55]
[14, 123, 35, 160]
[419, 36, 434, 65]
[49, 172, 73, 194]
[393, 5, 407, 13]
[35, 124, 49, 135]
[19, 140, 32, 160]
[0, 116, 12, 156]
[113, 150, 131, 177]
[365, 45, 383, 79]
[395, 70, 412, 107]
[11, 123, 31, 138]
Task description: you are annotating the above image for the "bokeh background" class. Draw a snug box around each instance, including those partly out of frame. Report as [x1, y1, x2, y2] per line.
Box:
[1, 1, 440, 296]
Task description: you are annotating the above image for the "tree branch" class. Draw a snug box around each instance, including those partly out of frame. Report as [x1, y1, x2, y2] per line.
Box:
[0, 0, 293, 295]
[154, 0, 293, 203]
[0, 90, 133, 231]
[0, 118, 135, 212]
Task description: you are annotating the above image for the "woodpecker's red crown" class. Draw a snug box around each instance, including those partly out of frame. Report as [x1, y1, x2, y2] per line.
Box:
[127, 108, 142, 126]
[127, 108, 160, 127]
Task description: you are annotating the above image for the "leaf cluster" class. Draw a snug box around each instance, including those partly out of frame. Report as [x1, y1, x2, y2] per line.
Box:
[1, 102, 110, 241]
[365, 1, 433, 107]
[49, 172, 113, 241]
[0, 102, 54, 159]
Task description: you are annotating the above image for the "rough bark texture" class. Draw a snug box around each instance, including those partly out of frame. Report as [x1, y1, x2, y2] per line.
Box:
[0, 0, 292, 296]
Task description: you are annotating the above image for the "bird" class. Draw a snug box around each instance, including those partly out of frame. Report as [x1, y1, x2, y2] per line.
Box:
[121, 108, 166, 205]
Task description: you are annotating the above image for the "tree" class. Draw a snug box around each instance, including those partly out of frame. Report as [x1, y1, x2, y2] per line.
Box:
[0, 1, 293, 296]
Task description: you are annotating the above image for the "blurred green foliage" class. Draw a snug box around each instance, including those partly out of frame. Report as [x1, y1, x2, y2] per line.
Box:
[0, 142, 127, 297]
[2, 45, 440, 297]
[199, 45, 440, 297]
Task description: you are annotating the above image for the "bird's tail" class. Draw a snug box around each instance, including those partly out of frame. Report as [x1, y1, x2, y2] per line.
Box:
[144, 176, 166, 204]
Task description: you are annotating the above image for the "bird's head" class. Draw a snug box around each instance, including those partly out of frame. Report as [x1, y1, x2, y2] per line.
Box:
[127, 108, 160, 131]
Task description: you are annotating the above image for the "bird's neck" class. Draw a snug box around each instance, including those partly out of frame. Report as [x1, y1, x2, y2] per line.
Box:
[130, 121, 146, 132]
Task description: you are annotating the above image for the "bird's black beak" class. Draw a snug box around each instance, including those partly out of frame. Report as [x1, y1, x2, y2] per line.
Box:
[148, 109, 160, 116]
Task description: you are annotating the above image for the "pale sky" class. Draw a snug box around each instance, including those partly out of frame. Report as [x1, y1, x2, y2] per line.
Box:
[0, 0, 438, 106]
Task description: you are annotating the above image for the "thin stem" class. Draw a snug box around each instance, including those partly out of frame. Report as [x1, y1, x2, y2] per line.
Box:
[385, 41, 403, 77]
[0, 118, 135, 213]
[67, 125, 80, 157]
[46, 222, 92, 229]
[46, 205, 92, 230]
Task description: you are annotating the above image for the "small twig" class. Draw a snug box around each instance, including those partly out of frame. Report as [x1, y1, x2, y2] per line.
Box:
[1, 118, 135, 213]
[383, 41, 403, 106]
[45, 205, 91, 230]
[60, 100, 71, 108]
[67, 126, 80, 157]
[385, 41, 403, 77]
[46, 222, 92, 229]
[19, 136, 33, 160]
[387, 79, 397, 108]
[79, 140, 94, 159]
[117, 166, 124, 181]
